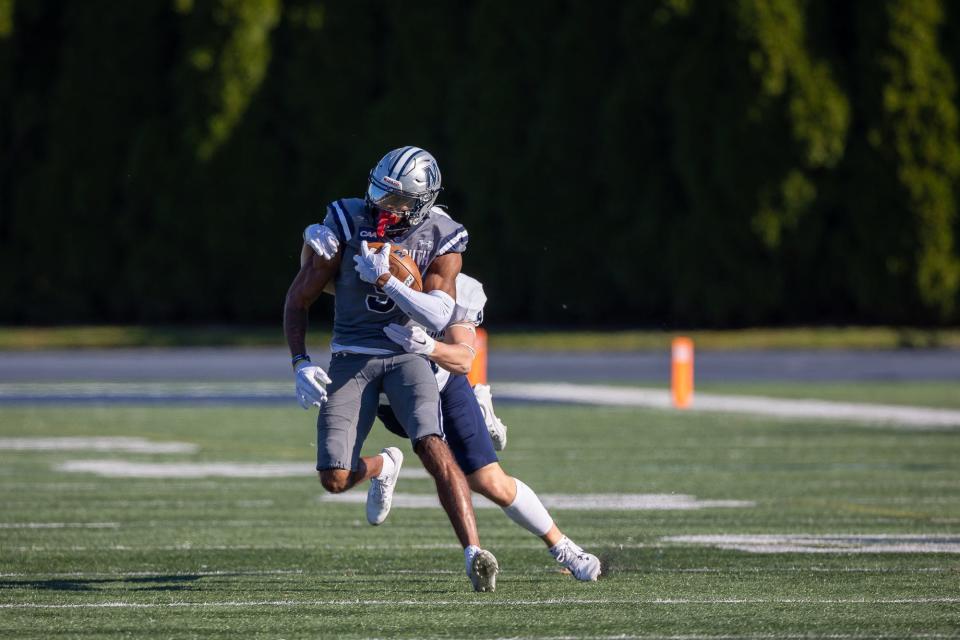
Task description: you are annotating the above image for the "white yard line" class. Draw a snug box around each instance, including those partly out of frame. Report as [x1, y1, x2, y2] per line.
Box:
[53, 460, 315, 479]
[53, 459, 431, 479]
[0, 437, 197, 453]
[318, 492, 753, 511]
[2, 597, 958, 609]
[494, 383, 960, 428]
[665, 534, 960, 554]
[0, 382, 289, 398]
[0, 522, 118, 529]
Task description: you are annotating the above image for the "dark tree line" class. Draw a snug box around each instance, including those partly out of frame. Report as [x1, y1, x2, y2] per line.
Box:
[2, 0, 959, 327]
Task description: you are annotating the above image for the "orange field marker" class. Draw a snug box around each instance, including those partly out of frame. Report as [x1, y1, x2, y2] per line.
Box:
[467, 327, 488, 386]
[671, 336, 694, 409]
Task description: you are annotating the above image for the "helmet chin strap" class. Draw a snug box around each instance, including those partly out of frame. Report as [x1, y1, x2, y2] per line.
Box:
[376, 210, 403, 238]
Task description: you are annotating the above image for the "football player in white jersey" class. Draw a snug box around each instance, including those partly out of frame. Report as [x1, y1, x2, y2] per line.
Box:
[305, 225, 601, 581]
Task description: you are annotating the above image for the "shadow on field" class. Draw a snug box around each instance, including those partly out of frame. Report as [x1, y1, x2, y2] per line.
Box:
[0, 574, 207, 592]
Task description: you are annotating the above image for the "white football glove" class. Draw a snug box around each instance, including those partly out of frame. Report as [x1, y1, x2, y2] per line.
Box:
[473, 383, 507, 450]
[294, 360, 332, 409]
[353, 241, 391, 285]
[304, 223, 339, 260]
[383, 323, 436, 355]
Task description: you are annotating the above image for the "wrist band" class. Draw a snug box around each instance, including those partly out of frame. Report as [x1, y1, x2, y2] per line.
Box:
[291, 354, 311, 369]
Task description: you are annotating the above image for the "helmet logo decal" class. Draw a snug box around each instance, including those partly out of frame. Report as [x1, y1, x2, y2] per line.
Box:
[382, 176, 403, 189]
[425, 164, 439, 189]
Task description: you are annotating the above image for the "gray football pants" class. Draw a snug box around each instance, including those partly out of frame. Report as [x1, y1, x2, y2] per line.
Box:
[316, 351, 441, 471]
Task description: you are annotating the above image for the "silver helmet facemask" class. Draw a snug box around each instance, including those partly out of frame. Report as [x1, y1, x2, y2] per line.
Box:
[365, 146, 442, 237]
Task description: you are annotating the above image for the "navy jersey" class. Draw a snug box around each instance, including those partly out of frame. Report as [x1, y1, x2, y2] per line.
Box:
[323, 198, 468, 353]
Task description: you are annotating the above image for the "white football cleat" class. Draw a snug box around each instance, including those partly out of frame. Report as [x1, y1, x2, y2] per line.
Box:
[473, 383, 507, 451]
[550, 536, 601, 582]
[366, 447, 403, 526]
[467, 548, 499, 592]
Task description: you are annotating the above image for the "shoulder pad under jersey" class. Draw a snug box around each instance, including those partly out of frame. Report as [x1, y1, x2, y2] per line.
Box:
[451, 273, 486, 325]
[428, 207, 469, 255]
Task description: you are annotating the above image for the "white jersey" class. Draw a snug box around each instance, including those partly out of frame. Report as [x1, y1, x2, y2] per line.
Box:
[379, 273, 487, 406]
[431, 273, 487, 391]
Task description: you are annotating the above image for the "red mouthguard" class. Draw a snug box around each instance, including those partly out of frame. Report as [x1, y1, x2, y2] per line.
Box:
[376, 210, 402, 237]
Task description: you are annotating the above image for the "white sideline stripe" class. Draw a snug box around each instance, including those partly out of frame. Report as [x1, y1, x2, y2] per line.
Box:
[6, 382, 960, 429]
[54, 460, 430, 479]
[317, 492, 754, 511]
[493, 383, 960, 428]
[665, 534, 960, 554]
[0, 382, 290, 398]
[0, 437, 196, 453]
[2, 597, 958, 610]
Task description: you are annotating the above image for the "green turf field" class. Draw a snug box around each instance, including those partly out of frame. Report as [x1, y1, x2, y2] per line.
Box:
[698, 381, 960, 409]
[1, 401, 958, 638]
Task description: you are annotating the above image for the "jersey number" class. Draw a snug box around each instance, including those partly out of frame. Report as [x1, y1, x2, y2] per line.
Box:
[366, 294, 396, 314]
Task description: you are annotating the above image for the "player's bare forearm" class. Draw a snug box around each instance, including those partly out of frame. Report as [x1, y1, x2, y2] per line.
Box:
[423, 252, 461, 299]
[429, 323, 477, 375]
[283, 248, 341, 356]
[284, 306, 309, 357]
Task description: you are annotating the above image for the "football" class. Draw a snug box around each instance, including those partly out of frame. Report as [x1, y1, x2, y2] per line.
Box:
[366, 242, 423, 291]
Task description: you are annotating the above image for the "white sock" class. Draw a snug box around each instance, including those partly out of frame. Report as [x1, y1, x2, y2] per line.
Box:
[464, 544, 481, 573]
[376, 452, 395, 481]
[502, 478, 554, 537]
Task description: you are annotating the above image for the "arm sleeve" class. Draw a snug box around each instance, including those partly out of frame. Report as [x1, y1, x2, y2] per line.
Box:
[381, 277, 455, 332]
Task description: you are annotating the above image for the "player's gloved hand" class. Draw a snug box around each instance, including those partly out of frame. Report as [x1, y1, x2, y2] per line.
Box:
[294, 359, 332, 409]
[304, 223, 339, 260]
[383, 323, 436, 355]
[473, 383, 508, 450]
[353, 241, 391, 285]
